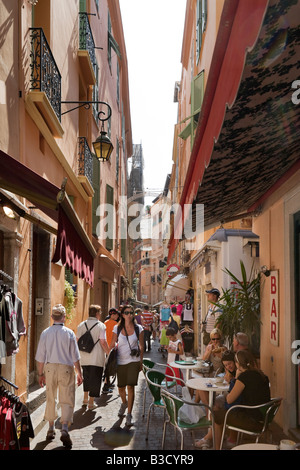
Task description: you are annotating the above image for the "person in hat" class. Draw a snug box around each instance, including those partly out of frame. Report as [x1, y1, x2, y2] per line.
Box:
[35, 304, 83, 448]
[204, 288, 222, 334]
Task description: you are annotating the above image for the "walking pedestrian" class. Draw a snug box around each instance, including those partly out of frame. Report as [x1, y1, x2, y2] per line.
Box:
[77, 305, 109, 407]
[142, 305, 153, 352]
[103, 308, 120, 393]
[35, 304, 83, 448]
[109, 305, 144, 426]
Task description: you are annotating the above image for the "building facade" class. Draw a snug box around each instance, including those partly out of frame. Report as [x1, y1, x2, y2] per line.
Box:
[0, 0, 131, 400]
[167, 0, 300, 436]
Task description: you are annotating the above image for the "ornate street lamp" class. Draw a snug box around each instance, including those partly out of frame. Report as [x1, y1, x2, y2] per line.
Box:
[61, 100, 113, 162]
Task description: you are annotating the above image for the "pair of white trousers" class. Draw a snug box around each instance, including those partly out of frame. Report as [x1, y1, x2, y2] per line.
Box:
[44, 363, 75, 424]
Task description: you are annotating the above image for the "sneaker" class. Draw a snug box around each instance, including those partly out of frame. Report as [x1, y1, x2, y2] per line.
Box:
[60, 430, 72, 448]
[125, 413, 133, 426]
[194, 438, 212, 449]
[118, 401, 128, 417]
[102, 384, 113, 394]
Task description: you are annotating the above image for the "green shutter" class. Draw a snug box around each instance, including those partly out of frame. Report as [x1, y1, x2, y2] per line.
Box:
[191, 70, 204, 144]
[92, 156, 100, 236]
[106, 184, 114, 251]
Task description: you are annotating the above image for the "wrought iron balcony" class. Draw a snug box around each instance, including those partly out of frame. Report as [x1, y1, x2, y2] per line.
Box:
[78, 12, 96, 83]
[29, 28, 61, 121]
[78, 137, 94, 188]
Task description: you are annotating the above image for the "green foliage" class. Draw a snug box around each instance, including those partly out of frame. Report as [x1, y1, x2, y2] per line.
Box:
[213, 261, 262, 353]
[64, 279, 75, 320]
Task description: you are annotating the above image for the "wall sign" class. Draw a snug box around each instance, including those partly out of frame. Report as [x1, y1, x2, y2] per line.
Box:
[270, 270, 279, 346]
[166, 263, 180, 278]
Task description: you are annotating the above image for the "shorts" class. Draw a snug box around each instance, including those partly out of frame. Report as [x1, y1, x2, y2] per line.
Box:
[117, 361, 140, 388]
[82, 365, 103, 397]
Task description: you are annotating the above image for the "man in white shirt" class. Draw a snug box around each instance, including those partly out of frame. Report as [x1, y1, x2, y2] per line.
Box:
[35, 304, 83, 448]
[76, 305, 109, 408]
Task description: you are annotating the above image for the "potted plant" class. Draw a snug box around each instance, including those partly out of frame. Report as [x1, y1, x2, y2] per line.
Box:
[214, 260, 262, 355]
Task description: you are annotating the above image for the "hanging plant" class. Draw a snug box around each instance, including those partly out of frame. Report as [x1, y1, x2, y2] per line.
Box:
[64, 279, 75, 320]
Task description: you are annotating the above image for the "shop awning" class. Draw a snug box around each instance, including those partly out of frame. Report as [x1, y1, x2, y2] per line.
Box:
[168, 0, 300, 261]
[0, 150, 96, 286]
[165, 274, 190, 302]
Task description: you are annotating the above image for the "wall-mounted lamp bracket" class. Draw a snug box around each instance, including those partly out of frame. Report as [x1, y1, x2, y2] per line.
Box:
[61, 101, 112, 122]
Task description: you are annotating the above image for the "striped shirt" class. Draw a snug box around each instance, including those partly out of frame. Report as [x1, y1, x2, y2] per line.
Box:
[142, 311, 153, 330]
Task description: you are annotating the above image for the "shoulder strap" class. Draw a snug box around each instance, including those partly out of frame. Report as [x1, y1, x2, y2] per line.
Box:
[85, 320, 99, 332]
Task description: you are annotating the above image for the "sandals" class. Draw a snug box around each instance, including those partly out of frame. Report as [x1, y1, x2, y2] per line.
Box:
[194, 438, 212, 449]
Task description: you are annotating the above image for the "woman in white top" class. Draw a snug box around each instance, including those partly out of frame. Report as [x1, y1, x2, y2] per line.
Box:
[110, 305, 144, 426]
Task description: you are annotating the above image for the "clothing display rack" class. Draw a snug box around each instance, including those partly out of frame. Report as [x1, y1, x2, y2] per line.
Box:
[0, 375, 34, 450]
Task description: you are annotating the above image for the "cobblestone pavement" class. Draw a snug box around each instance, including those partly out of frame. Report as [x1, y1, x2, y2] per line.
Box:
[29, 336, 288, 453]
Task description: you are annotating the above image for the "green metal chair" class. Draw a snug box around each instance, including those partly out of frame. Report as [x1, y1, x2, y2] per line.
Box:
[144, 369, 182, 440]
[142, 359, 179, 417]
[219, 397, 282, 449]
[142, 359, 155, 417]
[161, 388, 215, 450]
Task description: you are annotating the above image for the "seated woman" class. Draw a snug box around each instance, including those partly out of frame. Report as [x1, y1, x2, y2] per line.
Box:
[195, 350, 239, 449]
[205, 350, 270, 450]
[195, 328, 227, 406]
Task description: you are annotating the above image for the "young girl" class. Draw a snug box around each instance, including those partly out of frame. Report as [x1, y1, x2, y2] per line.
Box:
[165, 327, 184, 385]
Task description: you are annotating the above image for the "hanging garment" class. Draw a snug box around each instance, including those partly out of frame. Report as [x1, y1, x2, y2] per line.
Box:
[183, 303, 193, 321]
[3, 292, 26, 356]
[181, 329, 194, 353]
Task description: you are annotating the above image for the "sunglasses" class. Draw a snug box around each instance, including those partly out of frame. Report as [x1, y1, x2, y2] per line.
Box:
[211, 337, 220, 341]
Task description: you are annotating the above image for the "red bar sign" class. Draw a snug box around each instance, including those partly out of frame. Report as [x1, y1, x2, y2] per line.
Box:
[270, 270, 279, 346]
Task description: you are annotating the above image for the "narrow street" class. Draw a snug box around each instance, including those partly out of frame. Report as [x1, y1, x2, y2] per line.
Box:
[29, 334, 288, 453]
[30, 336, 198, 452]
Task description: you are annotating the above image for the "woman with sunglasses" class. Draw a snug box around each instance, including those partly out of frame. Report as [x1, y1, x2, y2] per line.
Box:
[109, 305, 144, 426]
[195, 329, 227, 409]
[203, 328, 227, 375]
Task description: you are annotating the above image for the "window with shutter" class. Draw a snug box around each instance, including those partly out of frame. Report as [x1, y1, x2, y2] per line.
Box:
[92, 156, 100, 236]
[105, 184, 114, 251]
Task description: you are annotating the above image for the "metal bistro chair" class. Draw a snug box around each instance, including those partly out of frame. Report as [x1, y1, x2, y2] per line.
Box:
[220, 397, 283, 449]
[144, 369, 167, 441]
[161, 388, 215, 450]
[142, 359, 179, 417]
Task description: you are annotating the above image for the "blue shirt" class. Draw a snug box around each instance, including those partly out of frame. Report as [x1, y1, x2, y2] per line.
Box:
[35, 323, 80, 367]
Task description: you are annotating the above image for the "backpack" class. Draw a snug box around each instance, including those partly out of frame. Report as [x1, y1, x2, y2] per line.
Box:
[169, 315, 179, 334]
[78, 321, 99, 353]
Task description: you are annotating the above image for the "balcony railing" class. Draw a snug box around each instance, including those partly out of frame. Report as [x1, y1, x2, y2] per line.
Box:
[79, 13, 96, 70]
[78, 137, 94, 187]
[29, 28, 61, 121]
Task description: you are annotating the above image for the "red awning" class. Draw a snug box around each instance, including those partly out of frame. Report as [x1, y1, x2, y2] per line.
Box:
[52, 206, 94, 286]
[0, 150, 95, 286]
[168, 0, 270, 261]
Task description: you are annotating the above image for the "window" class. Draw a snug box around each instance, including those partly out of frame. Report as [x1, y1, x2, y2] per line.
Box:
[179, 70, 205, 145]
[92, 156, 100, 236]
[105, 184, 114, 251]
[196, 0, 207, 64]
[108, 11, 121, 68]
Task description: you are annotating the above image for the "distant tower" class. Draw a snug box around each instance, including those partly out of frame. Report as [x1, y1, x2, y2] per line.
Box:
[128, 143, 145, 206]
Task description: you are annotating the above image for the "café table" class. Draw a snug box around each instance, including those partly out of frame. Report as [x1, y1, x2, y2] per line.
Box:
[186, 376, 229, 409]
[231, 443, 278, 450]
[169, 360, 200, 382]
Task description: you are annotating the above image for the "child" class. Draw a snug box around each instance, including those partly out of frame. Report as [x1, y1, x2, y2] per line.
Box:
[165, 327, 184, 385]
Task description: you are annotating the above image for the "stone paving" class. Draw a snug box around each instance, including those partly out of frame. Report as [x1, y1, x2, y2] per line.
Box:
[29, 336, 288, 452]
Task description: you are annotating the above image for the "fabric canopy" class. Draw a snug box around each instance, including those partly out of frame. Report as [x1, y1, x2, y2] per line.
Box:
[52, 206, 94, 286]
[0, 150, 95, 286]
[165, 274, 190, 302]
